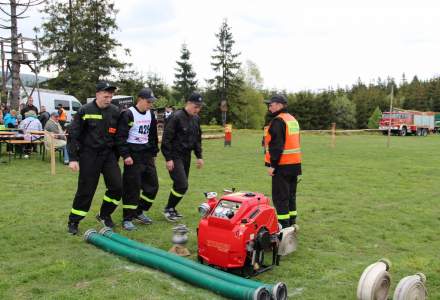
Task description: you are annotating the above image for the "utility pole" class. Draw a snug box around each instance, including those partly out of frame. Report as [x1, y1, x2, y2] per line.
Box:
[387, 85, 394, 148]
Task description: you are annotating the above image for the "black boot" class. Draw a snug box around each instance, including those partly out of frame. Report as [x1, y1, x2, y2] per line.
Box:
[67, 221, 79, 235]
[290, 216, 296, 226]
[279, 219, 290, 229]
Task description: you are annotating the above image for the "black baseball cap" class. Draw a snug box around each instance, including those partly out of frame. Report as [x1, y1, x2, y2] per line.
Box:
[138, 88, 157, 101]
[187, 92, 203, 104]
[96, 81, 117, 92]
[264, 94, 287, 104]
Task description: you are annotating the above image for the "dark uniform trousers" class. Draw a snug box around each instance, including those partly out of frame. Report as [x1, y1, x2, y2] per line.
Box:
[122, 154, 159, 221]
[272, 170, 298, 228]
[69, 148, 122, 222]
[166, 152, 191, 209]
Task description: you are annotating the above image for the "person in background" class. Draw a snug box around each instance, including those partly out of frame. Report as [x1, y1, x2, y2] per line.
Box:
[57, 104, 67, 130]
[39, 105, 50, 128]
[160, 92, 204, 222]
[18, 110, 43, 154]
[3, 109, 18, 153]
[20, 96, 38, 120]
[263, 95, 302, 228]
[164, 106, 174, 119]
[3, 109, 18, 128]
[116, 88, 159, 231]
[44, 111, 69, 165]
[19, 110, 42, 135]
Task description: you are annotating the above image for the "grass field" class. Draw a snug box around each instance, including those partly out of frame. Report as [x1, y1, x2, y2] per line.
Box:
[1, 131, 439, 299]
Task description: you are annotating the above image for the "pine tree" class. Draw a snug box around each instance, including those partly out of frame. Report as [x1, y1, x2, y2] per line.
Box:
[173, 43, 197, 103]
[367, 106, 382, 129]
[331, 94, 357, 129]
[116, 69, 145, 99]
[39, 0, 128, 102]
[145, 72, 171, 101]
[209, 19, 243, 125]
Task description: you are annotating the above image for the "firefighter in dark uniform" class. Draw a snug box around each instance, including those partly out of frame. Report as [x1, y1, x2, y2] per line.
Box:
[67, 81, 122, 235]
[161, 92, 204, 222]
[264, 95, 302, 228]
[116, 88, 159, 231]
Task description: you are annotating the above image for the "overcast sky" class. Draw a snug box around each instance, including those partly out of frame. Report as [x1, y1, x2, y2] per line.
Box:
[4, 0, 440, 92]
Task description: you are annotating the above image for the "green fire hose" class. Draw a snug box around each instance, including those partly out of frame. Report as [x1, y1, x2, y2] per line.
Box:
[99, 227, 287, 300]
[85, 229, 270, 300]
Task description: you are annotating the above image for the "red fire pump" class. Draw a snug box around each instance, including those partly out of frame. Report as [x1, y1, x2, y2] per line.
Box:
[197, 191, 280, 276]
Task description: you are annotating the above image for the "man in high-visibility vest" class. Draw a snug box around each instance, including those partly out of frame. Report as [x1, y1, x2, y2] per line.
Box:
[57, 103, 67, 129]
[264, 95, 301, 228]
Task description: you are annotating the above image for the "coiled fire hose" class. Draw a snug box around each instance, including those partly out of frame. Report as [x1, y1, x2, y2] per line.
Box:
[98, 227, 287, 300]
[357, 259, 391, 300]
[85, 229, 271, 300]
[393, 273, 427, 300]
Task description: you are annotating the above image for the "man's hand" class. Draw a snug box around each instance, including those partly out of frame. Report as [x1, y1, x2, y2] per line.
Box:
[69, 161, 79, 172]
[124, 156, 134, 165]
[267, 167, 275, 176]
[166, 160, 174, 171]
[196, 158, 204, 169]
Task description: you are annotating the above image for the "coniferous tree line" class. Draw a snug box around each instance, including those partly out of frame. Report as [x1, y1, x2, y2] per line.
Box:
[37, 1, 440, 130]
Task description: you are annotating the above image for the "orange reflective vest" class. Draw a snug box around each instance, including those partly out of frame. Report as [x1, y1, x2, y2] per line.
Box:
[58, 108, 67, 122]
[264, 113, 301, 165]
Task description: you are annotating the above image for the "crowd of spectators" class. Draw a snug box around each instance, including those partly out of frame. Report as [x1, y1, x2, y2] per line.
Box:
[1, 98, 68, 162]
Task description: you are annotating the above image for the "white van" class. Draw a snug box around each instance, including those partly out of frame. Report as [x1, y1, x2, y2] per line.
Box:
[21, 88, 82, 122]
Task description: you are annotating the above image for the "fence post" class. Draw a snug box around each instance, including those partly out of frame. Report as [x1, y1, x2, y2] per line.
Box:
[49, 133, 56, 175]
[331, 123, 336, 148]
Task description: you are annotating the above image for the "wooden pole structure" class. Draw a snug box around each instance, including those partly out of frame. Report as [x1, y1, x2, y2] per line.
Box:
[34, 34, 42, 112]
[387, 86, 394, 148]
[1, 41, 6, 102]
[331, 122, 336, 148]
[49, 133, 56, 175]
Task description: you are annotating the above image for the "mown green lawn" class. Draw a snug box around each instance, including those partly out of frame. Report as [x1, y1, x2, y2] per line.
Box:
[1, 131, 439, 299]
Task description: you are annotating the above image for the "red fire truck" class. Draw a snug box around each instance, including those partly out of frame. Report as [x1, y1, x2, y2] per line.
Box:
[378, 109, 435, 136]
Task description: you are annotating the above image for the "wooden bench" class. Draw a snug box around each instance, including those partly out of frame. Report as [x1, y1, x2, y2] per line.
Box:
[6, 139, 44, 162]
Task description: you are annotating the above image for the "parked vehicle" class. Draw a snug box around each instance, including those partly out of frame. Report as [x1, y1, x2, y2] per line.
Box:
[434, 113, 440, 133]
[378, 109, 435, 136]
[21, 88, 81, 122]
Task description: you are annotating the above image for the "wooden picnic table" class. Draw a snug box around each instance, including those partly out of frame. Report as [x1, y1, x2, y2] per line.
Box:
[29, 130, 46, 135]
[5, 139, 43, 161]
[0, 128, 21, 131]
[0, 131, 17, 136]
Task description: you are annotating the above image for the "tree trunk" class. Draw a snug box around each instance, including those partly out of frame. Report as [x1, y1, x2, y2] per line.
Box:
[10, 0, 21, 110]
